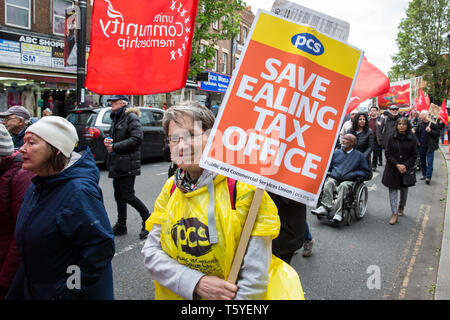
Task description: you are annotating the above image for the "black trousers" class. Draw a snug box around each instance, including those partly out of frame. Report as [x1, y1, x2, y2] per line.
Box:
[113, 176, 149, 226]
[371, 141, 382, 168]
[269, 192, 306, 265]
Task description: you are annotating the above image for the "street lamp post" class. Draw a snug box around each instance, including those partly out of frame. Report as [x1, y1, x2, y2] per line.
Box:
[76, 0, 87, 108]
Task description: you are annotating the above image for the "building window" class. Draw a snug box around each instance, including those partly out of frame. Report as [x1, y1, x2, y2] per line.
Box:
[5, 0, 31, 29]
[236, 26, 241, 43]
[221, 52, 228, 74]
[243, 26, 248, 42]
[54, 0, 74, 35]
[212, 49, 218, 72]
[200, 44, 207, 68]
[212, 19, 219, 30]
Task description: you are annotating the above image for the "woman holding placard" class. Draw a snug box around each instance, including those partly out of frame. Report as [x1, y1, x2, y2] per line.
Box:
[141, 101, 302, 300]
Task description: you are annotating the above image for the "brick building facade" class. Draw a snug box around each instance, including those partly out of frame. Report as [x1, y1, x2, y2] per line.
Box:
[0, 1, 254, 116]
[0, 0, 95, 116]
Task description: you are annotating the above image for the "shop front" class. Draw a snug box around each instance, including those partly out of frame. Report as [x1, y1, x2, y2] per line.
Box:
[0, 28, 98, 118]
[140, 70, 231, 111]
[196, 70, 231, 108]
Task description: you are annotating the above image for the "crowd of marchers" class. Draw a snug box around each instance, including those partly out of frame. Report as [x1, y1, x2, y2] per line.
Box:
[0, 99, 443, 300]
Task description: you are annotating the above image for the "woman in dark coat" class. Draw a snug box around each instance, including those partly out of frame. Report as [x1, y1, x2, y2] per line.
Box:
[382, 117, 418, 225]
[7, 117, 115, 300]
[349, 112, 374, 165]
[0, 125, 34, 299]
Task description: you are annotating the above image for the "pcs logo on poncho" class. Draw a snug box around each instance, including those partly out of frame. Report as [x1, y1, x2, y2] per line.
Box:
[171, 218, 213, 257]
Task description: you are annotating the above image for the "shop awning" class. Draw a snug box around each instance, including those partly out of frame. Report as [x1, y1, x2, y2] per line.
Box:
[0, 67, 77, 84]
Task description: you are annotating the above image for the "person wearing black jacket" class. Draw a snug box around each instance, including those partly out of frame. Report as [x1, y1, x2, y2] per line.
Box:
[413, 110, 441, 185]
[104, 95, 150, 239]
[269, 193, 310, 264]
[379, 105, 400, 149]
[382, 117, 418, 224]
[368, 106, 383, 171]
[348, 112, 374, 166]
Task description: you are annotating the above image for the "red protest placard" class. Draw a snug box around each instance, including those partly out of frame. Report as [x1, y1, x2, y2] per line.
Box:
[85, 0, 198, 95]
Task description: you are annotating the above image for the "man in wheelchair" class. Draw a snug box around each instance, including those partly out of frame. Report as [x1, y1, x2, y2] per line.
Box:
[311, 133, 372, 223]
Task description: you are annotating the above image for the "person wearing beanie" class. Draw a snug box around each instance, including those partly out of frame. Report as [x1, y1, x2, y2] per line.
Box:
[25, 116, 79, 158]
[103, 95, 150, 240]
[0, 123, 14, 157]
[0, 124, 34, 299]
[7, 116, 115, 300]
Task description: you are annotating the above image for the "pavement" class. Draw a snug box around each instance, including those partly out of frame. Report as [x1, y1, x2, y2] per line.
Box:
[435, 143, 450, 299]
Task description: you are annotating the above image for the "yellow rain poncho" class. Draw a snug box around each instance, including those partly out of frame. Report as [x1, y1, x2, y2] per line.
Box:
[146, 174, 304, 300]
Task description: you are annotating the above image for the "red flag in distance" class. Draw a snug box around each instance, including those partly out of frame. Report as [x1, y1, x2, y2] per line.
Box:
[85, 0, 199, 95]
[347, 56, 390, 114]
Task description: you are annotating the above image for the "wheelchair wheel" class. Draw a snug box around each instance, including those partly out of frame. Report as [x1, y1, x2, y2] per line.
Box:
[354, 183, 368, 219]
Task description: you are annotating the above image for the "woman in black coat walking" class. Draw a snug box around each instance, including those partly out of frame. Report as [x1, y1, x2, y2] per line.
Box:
[382, 117, 418, 225]
[348, 112, 374, 165]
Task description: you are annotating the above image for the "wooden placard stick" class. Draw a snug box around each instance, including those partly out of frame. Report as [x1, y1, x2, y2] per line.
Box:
[227, 187, 264, 284]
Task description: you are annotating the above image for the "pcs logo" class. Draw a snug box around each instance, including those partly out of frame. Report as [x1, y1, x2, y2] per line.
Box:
[291, 33, 324, 56]
[171, 218, 212, 257]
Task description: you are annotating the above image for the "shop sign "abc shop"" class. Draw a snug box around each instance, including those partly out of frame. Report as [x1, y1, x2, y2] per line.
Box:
[291, 33, 324, 56]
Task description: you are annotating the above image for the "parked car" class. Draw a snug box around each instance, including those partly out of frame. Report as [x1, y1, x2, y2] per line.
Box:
[67, 106, 166, 166]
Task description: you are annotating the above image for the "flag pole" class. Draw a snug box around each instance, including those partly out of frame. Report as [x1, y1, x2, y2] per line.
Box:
[76, 0, 87, 108]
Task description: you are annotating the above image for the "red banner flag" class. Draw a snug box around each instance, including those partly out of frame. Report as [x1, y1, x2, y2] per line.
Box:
[413, 97, 419, 111]
[377, 81, 411, 110]
[85, 0, 199, 95]
[416, 87, 430, 112]
[439, 99, 448, 126]
[425, 91, 431, 109]
[346, 56, 389, 114]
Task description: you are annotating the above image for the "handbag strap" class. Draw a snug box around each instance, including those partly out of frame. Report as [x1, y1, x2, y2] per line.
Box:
[396, 140, 404, 162]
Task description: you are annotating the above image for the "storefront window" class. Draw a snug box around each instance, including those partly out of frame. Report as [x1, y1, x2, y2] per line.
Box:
[5, 0, 31, 29]
[54, 0, 74, 35]
[144, 94, 165, 108]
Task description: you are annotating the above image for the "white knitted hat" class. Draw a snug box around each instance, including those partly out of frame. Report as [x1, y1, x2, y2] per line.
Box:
[26, 116, 79, 157]
[0, 123, 14, 157]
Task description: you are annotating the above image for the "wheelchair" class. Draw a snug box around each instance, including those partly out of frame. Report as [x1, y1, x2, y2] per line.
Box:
[314, 177, 369, 226]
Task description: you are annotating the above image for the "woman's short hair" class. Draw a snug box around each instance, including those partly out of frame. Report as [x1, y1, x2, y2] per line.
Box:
[162, 101, 215, 134]
[45, 143, 69, 173]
